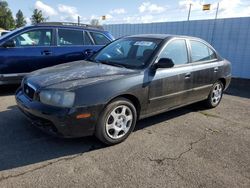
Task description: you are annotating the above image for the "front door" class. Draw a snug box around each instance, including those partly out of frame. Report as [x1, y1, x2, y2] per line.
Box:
[0, 28, 55, 74]
[147, 39, 193, 114]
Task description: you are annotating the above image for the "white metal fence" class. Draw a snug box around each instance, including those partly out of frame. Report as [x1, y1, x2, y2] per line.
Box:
[104, 17, 250, 79]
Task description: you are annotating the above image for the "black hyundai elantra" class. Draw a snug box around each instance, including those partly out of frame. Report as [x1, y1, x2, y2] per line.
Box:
[16, 34, 231, 145]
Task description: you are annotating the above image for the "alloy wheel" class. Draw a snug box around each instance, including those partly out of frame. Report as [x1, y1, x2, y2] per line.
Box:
[105, 105, 133, 139]
[211, 83, 223, 106]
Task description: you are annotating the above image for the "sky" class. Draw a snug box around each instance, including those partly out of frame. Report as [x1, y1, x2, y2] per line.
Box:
[5, 0, 250, 25]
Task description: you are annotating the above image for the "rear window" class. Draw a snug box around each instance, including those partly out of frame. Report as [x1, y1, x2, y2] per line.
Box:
[58, 29, 83, 46]
[89, 32, 111, 45]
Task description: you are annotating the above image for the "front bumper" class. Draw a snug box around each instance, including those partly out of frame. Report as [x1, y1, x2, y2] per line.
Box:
[15, 88, 103, 138]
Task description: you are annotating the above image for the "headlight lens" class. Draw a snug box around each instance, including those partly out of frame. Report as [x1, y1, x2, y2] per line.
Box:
[39, 90, 75, 108]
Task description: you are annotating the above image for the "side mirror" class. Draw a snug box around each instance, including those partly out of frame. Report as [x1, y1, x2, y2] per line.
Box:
[2, 39, 15, 48]
[154, 58, 174, 69]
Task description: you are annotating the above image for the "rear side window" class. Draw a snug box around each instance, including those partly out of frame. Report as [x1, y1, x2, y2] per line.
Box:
[89, 32, 110, 45]
[159, 39, 188, 66]
[58, 29, 83, 46]
[13, 29, 52, 47]
[190, 40, 216, 62]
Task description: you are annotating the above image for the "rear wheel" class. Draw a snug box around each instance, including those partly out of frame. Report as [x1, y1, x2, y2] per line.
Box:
[204, 80, 224, 108]
[95, 98, 137, 145]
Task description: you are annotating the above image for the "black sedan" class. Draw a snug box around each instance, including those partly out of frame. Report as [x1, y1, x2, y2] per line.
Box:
[16, 34, 231, 145]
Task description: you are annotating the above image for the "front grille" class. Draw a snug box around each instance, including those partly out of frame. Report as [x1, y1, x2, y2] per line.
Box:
[23, 83, 36, 99]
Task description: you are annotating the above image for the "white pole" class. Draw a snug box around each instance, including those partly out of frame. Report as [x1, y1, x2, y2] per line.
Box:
[215, 2, 220, 19]
[187, 4, 192, 21]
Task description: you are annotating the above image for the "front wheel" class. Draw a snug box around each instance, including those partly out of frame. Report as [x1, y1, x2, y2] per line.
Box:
[204, 81, 224, 108]
[95, 98, 137, 145]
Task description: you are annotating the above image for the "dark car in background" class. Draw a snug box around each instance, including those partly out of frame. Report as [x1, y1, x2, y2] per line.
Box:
[16, 34, 231, 145]
[0, 22, 114, 85]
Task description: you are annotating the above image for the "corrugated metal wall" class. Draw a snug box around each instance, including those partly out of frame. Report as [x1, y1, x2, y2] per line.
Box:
[104, 17, 250, 79]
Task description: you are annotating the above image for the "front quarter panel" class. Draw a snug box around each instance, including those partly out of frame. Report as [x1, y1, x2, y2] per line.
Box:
[73, 73, 148, 116]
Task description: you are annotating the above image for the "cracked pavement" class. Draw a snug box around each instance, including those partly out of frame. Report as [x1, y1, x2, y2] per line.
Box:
[0, 85, 250, 188]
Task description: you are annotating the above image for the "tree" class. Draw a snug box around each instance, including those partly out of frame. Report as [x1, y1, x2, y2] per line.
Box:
[0, 0, 15, 30]
[15, 9, 26, 28]
[31, 9, 47, 24]
[90, 19, 99, 26]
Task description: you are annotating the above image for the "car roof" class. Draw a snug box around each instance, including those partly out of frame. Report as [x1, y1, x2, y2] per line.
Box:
[23, 24, 106, 33]
[125, 34, 201, 40]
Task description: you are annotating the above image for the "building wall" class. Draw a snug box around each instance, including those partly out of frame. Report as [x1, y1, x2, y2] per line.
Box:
[104, 17, 250, 79]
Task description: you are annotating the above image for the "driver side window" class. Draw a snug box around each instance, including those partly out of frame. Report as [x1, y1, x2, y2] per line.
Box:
[159, 39, 188, 66]
[12, 29, 52, 47]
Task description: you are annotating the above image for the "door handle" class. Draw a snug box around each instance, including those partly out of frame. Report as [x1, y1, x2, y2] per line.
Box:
[41, 50, 52, 55]
[84, 49, 94, 57]
[185, 73, 191, 79]
[214, 67, 219, 72]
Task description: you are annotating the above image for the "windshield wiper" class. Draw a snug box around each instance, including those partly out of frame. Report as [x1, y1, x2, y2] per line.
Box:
[96, 60, 126, 68]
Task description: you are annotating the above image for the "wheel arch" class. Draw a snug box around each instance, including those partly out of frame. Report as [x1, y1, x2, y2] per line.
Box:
[218, 78, 226, 89]
[107, 94, 141, 119]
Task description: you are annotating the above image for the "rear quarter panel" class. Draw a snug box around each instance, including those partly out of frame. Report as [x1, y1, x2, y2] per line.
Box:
[220, 59, 232, 90]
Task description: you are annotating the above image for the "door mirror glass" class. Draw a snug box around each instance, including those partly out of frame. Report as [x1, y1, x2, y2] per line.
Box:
[2, 39, 15, 48]
[155, 58, 174, 69]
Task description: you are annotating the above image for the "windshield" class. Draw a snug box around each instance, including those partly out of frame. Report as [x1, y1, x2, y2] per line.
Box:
[92, 38, 162, 69]
[0, 27, 23, 40]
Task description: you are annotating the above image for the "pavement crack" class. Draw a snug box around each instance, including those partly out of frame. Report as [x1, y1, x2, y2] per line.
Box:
[0, 144, 99, 182]
[148, 134, 206, 165]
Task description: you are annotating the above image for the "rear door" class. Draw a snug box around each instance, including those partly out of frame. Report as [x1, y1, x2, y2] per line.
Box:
[53, 29, 106, 64]
[53, 28, 89, 63]
[147, 38, 193, 113]
[188, 39, 220, 101]
[0, 28, 55, 74]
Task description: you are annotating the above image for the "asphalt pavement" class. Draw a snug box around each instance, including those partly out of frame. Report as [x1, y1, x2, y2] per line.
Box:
[0, 84, 249, 188]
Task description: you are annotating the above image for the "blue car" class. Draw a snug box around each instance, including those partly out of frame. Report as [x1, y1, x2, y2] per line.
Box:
[0, 22, 114, 85]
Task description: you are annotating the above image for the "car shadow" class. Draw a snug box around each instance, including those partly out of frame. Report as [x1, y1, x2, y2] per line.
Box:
[225, 85, 250, 99]
[135, 102, 205, 132]
[0, 85, 20, 96]
[0, 102, 203, 172]
[0, 104, 105, 171]
[224, 78, 250, 99]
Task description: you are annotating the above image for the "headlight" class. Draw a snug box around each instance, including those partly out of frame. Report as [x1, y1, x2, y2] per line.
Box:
[39, 90, 75, 108]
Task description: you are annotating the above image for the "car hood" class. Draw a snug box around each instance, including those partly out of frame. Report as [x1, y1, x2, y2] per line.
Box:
[26, 60, 139, 89]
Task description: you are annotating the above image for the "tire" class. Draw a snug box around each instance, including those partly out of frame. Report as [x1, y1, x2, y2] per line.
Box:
[95, 98, 137, 145]
[204, 80, 224, 108]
